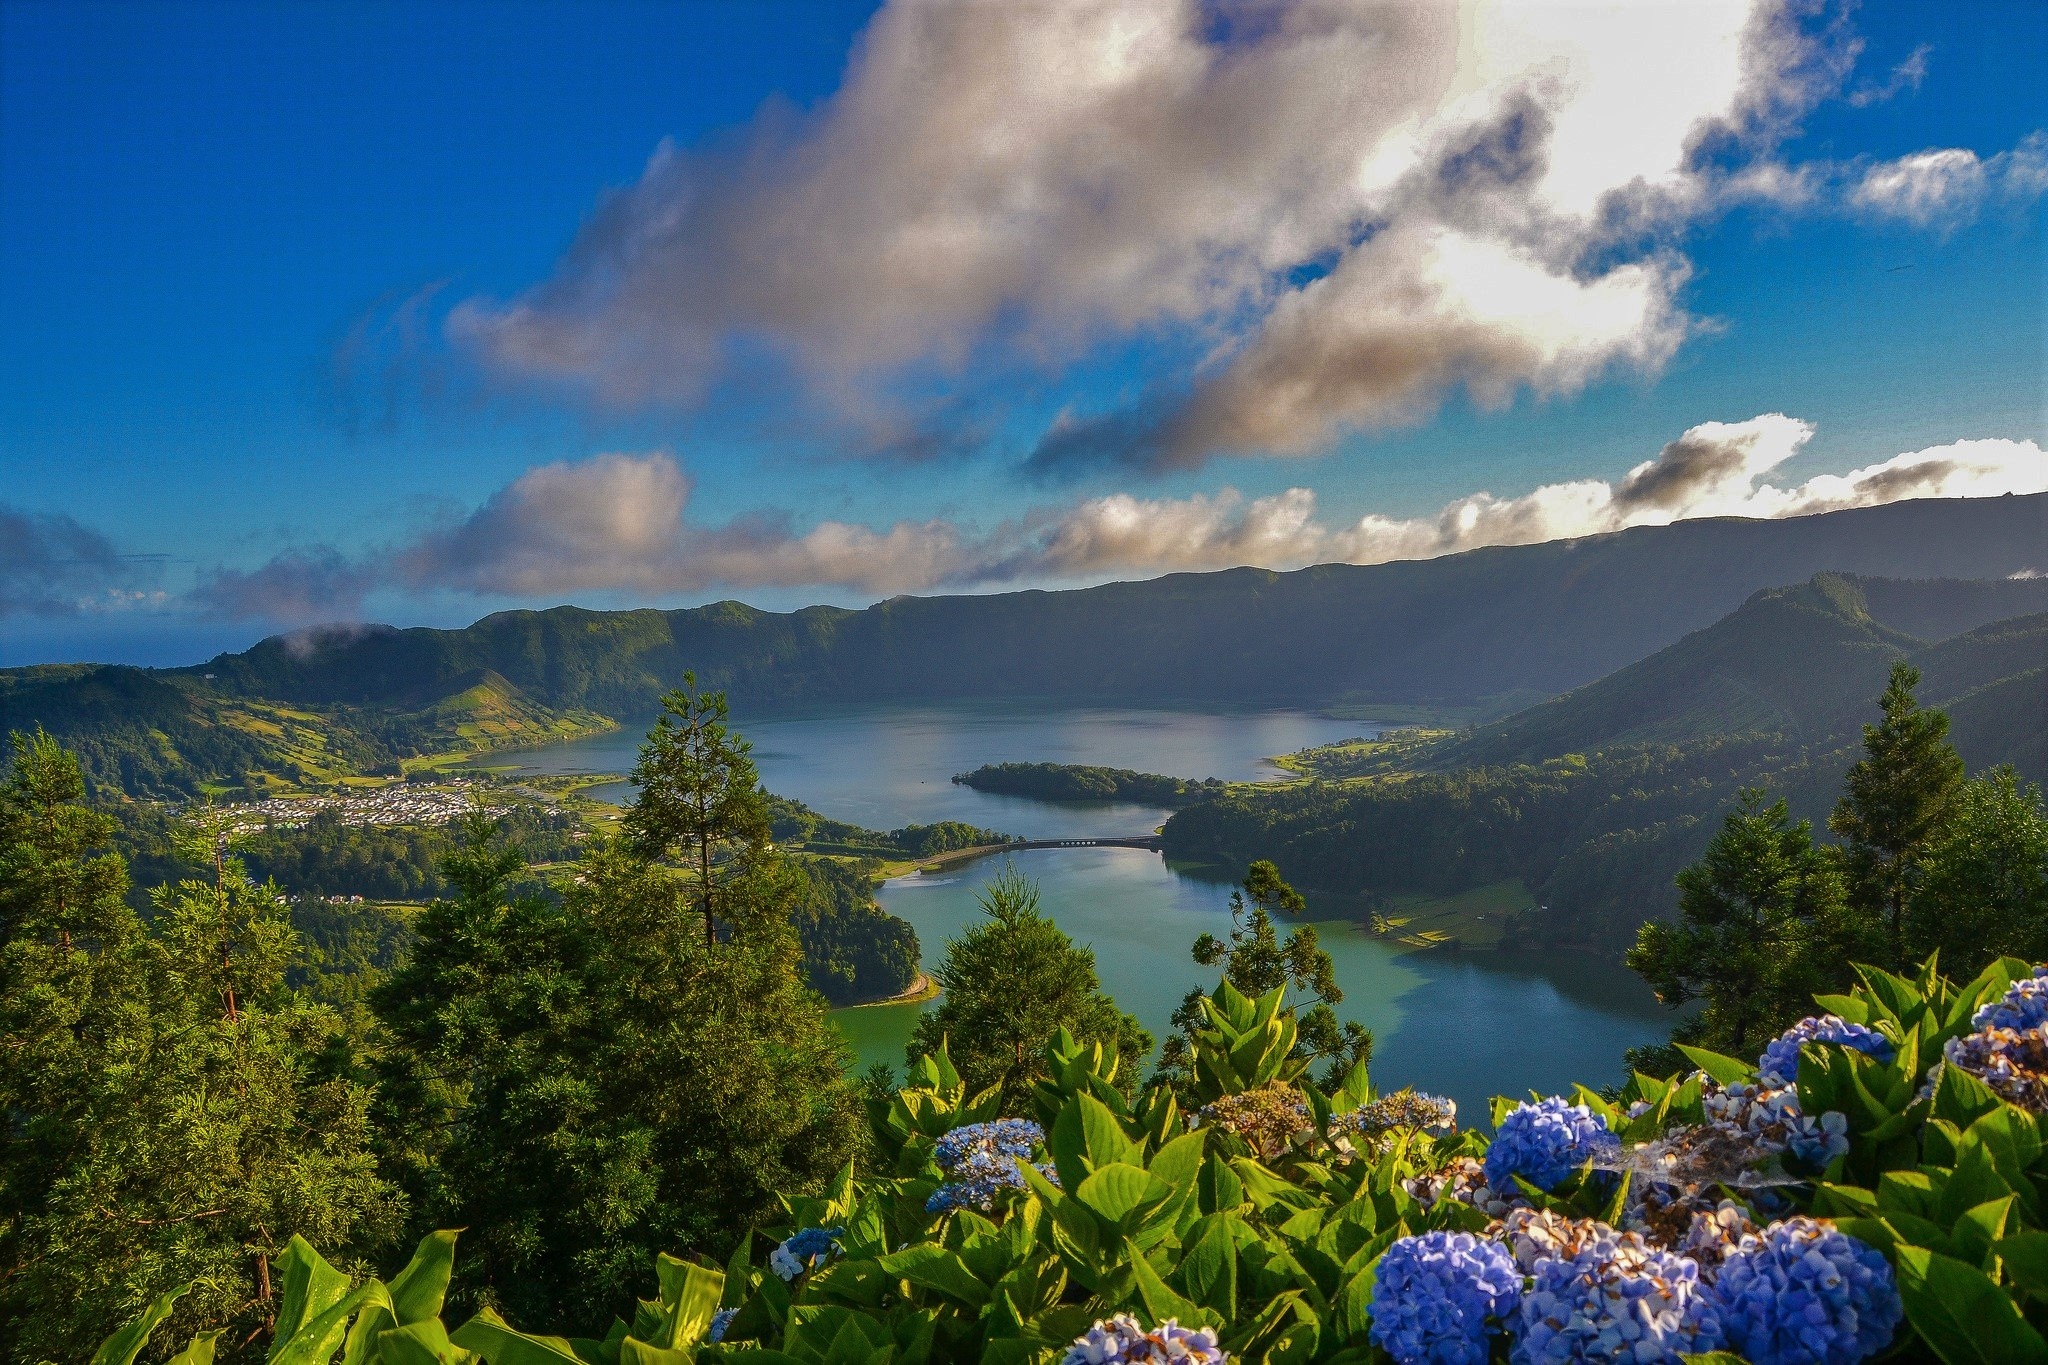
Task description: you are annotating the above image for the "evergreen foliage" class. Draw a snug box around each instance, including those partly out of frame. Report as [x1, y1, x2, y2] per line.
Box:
[623, 674, 772, 946]
[908, 867, 1151, 1113]
[0, 731, 396, 1362]
[1830, 664, 1967, 969]
[370, 811, 861, 1333]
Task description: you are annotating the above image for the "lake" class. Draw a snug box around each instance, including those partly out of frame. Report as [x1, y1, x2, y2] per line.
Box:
[508, 703, 1675, 1124]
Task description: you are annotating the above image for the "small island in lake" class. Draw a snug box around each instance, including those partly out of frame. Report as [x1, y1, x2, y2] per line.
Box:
[953, 761, 1226, 806]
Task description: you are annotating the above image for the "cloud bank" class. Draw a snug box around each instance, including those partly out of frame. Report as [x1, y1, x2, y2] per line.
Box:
[447, 0, 1883, 472]
[0, 504, 159, 617]
[177, 417, 2044, 623]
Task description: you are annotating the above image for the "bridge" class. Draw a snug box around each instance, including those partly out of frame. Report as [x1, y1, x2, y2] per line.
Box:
[911, 834, 1162, 869]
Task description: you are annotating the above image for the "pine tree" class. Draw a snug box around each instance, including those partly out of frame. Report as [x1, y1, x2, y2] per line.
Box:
[622, 674, 771, 946]
[1905, 768, 2048, 974]
[375, 807, 858, 1331]
[908, 866, 1151, 1112]
[1629, 790, 1862, 1069]
[1830, 663, 1965, 969]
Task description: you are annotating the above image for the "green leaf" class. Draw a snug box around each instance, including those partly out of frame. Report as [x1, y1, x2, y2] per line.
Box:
[1933, 1065, 2008, 1129]
[1146, 1131, 1207, 1197]
[1938, 1142, 2014, 1230]
[93, 1286, 192, 1365]
[377, 1320, 466, 1365]
[652, 1255, 724, 1346]
[1128, 1245, 1203, 1326]
[1813, 994, 1872, 1025]
[273, 1284, 395, 1365]
[1074, 1164, 1163, 1226]
[452, 1308, 590, 1365]
[876, 1245, 988, 1307]
[1175, 1215, 1239, 1320]
[616, 1340, 693, 1365]
[1680, 1355, 1751, 1364]
[1894, 1244, 2048, 1365]
[2000, 1231, 2048, 1299]
[1674, 1044, 1754, 1088]
[272, 1236, 353, 1360]
[342, 1305, 396, 1365]
[167, 1333, 224, 1365]
[389, 1230, 459, 1326]
[1952, 1196, 2016, 1269]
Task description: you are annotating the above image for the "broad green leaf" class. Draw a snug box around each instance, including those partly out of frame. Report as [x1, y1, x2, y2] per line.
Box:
[273, 1283, 395, 1365]
[876, 1245, 988, 1307]
[1894, 1244, 2048, 1365]
[1952, 1196, 2016, 1269]
[92, 1284, 191, 1365]
[390, 1230, 459, 1326]
[652, 1255, 723, 1346]
[616, 1341, 692, 1365]
[1074, 1164, 1163, 1226]
[1128, 1243, 1203, 1326]
[167, 1332, 224, 1365]
[1176, 1215, 1239, 1320]
[342, 1305, 396, 1365]
[1938, 1142, 2013, 1229]
[377, 1320, 466, 1365]
[1674, 1045, 1753, 1088]
[1813, 994, 1872, 1025]
[451, 1308, 588, 1365]
[273, 1236, 353, 1360]
[2000, 1231, 2048, 1299]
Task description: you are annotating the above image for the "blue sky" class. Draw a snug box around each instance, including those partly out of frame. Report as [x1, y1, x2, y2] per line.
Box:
[3, 0, 2043, 665]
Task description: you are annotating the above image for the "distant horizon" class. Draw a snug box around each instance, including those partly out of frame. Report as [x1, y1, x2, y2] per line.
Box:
[11, 487, 2040, 672]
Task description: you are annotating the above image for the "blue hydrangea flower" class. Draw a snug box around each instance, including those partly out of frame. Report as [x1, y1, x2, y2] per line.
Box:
[1061, 1314, 1225, 1364]
[1484, 1098, 1621, 1192]
[1972, 968, 2048, 1033]
[706, 1308, 736, 1344]
[934, 1118, 1043, 1170]
[1757, 1017, 1897, 1088]
[1512, 1222, 1723, 1364]
[1368, 1231, 1522, 1365]
[1710, 1218, 1901, 1365]
[927, 1119, 1054, 1212]
[768, 1226, 842, 1280]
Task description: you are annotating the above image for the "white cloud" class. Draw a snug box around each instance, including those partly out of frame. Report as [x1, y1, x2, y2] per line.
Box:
[189, 422, 2045, 621]
[450, 0, 1846, 470]
[1850, 131, 2048, 227]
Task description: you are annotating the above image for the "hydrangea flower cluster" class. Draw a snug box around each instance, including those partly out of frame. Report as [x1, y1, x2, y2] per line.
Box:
[1945, 1026, 2048, 1111]
[934, 1118, 1041, 1168]
[1484, 1098, 1621, 1192]
[1512, 1222, 1723, 1364]
[1695, 1078, 1850, 1171]
[1401, 1156, 1522, 1220]
[1198, 1083, 1312, 1157]
[1713, 1217, 1902, 1365]
[1757, 1016, 1897, 1088]
[768, 1226, 841, 1281]
[1345, 1090, 1458, 1140]
[706, 1308, 736, 1344]
[1944, 971, 2048, 1111]
[1972, 967, 2048, 1032]
[1060, 1315, 1226, 1364]
[926, 1119, 1053, 1213]
[1368, 1231, 1522, 1365]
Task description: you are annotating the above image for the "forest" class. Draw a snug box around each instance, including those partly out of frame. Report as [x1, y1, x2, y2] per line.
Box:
[7, 661, 2048, 1365]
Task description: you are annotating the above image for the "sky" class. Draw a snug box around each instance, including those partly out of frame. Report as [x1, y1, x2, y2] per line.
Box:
[3, 0, 2044, 667]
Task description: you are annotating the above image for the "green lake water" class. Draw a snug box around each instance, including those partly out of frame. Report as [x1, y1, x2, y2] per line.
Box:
[509, 703, 1675, 1125]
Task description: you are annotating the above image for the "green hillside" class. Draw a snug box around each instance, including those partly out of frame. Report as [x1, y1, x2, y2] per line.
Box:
[183, 493, 2047, 716]
[1162, 583, 2046, 953]
[0, 661, 610, 797]
[1432, 576, 2046, 772]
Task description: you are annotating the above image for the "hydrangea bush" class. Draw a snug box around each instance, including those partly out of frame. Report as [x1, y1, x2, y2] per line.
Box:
[100, 956, 2048, 1365]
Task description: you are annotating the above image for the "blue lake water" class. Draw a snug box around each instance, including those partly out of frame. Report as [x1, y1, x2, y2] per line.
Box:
[508, 704, 1674, 1123]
